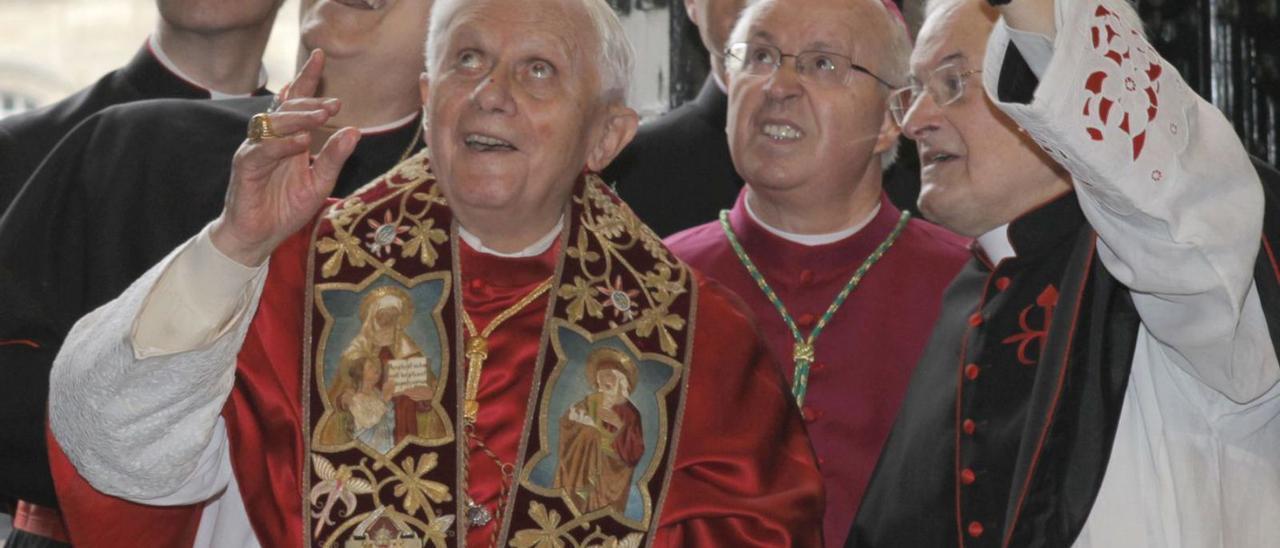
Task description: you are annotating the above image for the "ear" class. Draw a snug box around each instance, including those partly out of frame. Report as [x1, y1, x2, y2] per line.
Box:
[586, 104, 640, 173]
[871, 107, 902, 156]
[684, 0, 701, 27]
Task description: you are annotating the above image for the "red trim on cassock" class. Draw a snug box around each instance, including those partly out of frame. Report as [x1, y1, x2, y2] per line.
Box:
[1002, 239, 1097, 546]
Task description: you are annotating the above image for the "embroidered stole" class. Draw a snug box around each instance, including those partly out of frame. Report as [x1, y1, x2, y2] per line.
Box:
[302, 149, 696, 547]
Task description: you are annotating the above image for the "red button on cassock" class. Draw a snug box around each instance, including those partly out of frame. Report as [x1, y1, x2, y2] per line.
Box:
[965, 363, 981, 381]
[469, 278, 486, 291]
[799, 270, 815, 285]
[995, 277, 1011, 291]
[963, 419, 976, 435]
[968, 521, 984, 538]
[960, 468, 976, 485]
[797, 313, 816, 329]
[968, 312, 983, 326]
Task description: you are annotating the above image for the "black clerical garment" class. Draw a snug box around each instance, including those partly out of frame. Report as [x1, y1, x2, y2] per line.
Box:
[851, 162, 1280, 547]
[603, 77, 742, 237]
[850, 4, 1280, 544]
[0, 43, 269, 209]
[0, 96, 422, 509]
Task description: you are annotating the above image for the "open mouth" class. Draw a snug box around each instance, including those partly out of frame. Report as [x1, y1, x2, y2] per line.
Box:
[331, 0, 387, 10]
[761, 123, 804, 141]
[465, 133, 517, 152]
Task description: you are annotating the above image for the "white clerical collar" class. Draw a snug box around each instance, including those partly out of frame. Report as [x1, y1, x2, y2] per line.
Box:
[744, 195, 881, 247]
[149, 35, 268, 100]
[358, 111, 419, 135]
[458, 216, 564, 258]
[977, 224, 1016, 263]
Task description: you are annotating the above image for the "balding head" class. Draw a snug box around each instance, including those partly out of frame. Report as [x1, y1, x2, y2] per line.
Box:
[725, 0, 912, 215]
[416, 0, 641, 253]
[900, 0, 1069, 236]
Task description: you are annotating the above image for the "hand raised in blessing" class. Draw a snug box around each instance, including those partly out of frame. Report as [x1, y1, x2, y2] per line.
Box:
[211, 50, 361, 266]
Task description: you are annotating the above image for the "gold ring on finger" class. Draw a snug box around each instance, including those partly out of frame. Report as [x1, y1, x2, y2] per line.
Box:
[247, 113, 279, 143]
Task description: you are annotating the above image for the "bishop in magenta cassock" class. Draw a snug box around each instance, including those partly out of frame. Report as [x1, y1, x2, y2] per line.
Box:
[43, 1, 825, 547]
[667, 0, 968, 546]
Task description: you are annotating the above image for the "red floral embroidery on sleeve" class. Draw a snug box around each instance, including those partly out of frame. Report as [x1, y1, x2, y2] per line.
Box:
[1081, 4, 1163, 161]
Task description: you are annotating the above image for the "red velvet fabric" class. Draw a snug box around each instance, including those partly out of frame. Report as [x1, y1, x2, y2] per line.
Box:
[666, 192, 969, 547]
[47, 426, 203, 547]
[456, 237, 558, 546]
[49, 223, 825, 546]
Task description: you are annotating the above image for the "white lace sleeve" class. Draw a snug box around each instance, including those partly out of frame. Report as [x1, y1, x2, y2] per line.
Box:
[48, 225, 268, 503]
[982, 0, 1278, 402]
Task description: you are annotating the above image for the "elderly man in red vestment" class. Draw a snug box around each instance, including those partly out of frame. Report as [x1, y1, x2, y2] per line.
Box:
[43, 0, 825, 546]
[665, 0, 969, 545]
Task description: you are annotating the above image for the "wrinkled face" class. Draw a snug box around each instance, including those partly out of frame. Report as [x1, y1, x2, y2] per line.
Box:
[157, 0, 282, 32]
[300, 0, 432, 66]
[422, 0, 625, 223]
[685, 0, 748, 62]
[903, 1, 1066, 236]
[727, 0, 898, 196]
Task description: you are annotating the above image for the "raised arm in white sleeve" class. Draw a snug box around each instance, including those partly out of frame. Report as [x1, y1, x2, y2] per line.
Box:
[981, 0, 1278, 402]
[47, 222, 268, 504]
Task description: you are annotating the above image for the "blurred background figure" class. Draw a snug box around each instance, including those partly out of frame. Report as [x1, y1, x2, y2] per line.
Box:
[0, 0, 287, 209]
[0, 2, 285, 546]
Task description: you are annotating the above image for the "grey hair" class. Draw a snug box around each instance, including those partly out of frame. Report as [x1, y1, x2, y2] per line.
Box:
[728, 0, 913, 170]
[424, 0, 635, 103]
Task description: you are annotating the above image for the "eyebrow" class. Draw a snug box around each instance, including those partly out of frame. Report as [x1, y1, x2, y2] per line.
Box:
[937, 52, 967, 66]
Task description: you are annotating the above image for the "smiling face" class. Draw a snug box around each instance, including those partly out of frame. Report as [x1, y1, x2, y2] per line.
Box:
[904, 0, 1069, 237]
[419, 0, 637, 239]
[725, 0, 901, 200]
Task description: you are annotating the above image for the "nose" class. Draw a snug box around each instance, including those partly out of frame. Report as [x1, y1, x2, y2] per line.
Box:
[763, 60, 804, 102]
[471, 69, 515, 114]
[901, 92, 941, 141]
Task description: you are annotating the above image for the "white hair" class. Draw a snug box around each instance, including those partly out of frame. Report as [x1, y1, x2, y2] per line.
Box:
[729, 0, 913, 170]
[424, 0, 635, 103]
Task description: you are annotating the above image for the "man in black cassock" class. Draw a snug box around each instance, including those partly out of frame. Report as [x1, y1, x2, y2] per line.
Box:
[601, 0, 746, 237]
[0, 0, 284, 210]
[0, 2, 433, 546]
[0, 2, 282, 545]
[850, 0, 1280, 546]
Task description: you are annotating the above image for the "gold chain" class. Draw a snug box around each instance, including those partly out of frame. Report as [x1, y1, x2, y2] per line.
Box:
[457, 274, 555, 540]
[459, 275, 555, 423]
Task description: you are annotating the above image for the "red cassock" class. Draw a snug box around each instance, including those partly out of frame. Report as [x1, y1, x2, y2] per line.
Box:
[49, 218, 826, 546]
[666, 192, 969, 547]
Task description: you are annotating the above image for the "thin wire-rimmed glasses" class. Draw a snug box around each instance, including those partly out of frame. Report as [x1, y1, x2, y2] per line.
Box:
[724, 42, 898, 88]
[888, 63, 983, 126]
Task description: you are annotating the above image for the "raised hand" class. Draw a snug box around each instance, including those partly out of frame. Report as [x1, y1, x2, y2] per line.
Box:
[210, 50, 362, 267]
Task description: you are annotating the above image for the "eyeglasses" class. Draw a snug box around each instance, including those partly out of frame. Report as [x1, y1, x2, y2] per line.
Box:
[724, 42, 897, 88]
[888, 63, 983, 126]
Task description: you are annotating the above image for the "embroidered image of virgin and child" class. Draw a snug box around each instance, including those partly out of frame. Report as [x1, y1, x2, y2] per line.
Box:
[319, 285, 447, 454]
[554, 347, 646, 514]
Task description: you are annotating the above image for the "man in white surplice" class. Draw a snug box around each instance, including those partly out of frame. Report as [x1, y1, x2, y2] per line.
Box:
[850, 0, 1280, 546]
